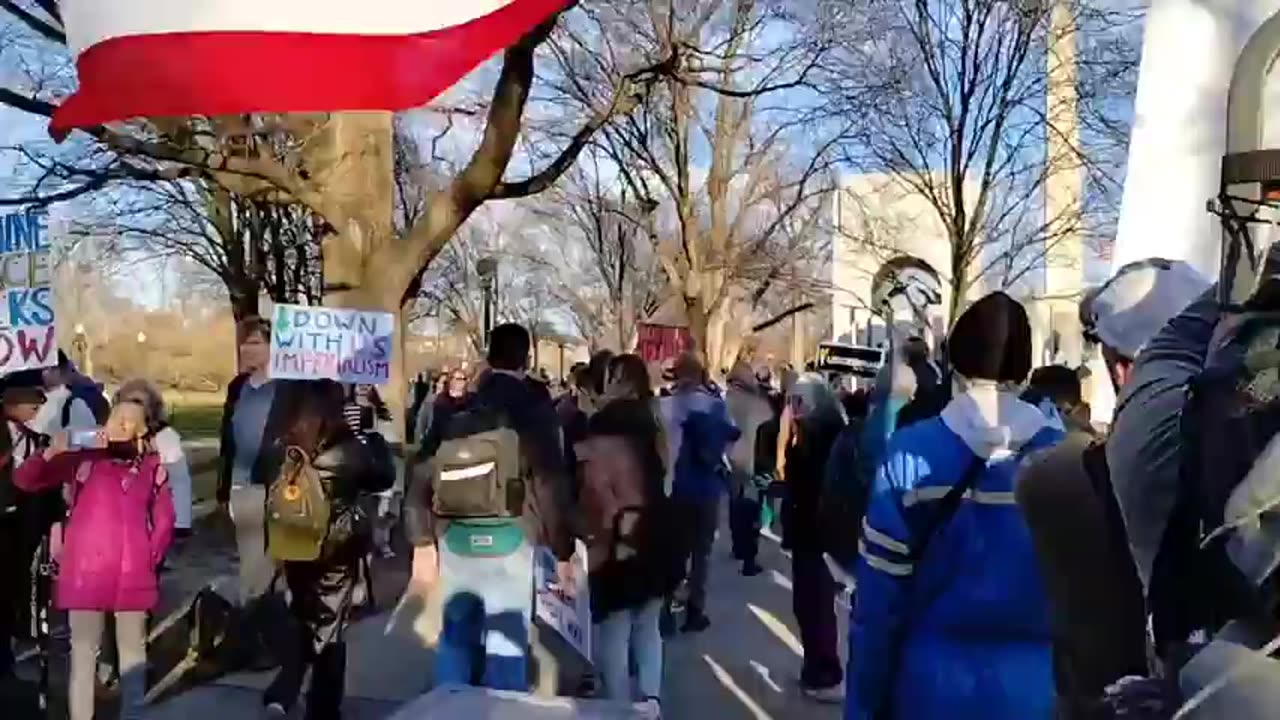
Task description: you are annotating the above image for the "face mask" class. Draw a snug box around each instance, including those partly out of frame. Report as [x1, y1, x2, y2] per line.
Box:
[106, 440, 139, 460]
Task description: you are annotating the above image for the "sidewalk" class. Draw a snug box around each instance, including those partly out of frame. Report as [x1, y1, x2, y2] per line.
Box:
[12, 508, 846, 719]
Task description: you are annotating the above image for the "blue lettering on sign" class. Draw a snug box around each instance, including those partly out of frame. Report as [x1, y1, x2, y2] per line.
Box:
[6, 287, 54, 328]
[0, 213, 48, 255]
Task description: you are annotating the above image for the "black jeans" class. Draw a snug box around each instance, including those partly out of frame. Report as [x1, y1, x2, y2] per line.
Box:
[792, 548, 842, 689]
[0, 512, 21, 673]
[671, 497, 720, 614]
[265, 549, 359, 720]
[729, 493, 761, 565]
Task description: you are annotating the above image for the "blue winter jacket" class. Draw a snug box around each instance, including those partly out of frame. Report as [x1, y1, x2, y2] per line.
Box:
[847, 388, 1064, 720]
[668, 388, 739, 502]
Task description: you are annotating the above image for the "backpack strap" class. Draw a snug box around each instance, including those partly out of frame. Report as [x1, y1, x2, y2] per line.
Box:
[908, 454, 986, 563]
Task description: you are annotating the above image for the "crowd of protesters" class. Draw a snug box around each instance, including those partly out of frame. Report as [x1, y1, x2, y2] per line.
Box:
[11, 249, 1275, 720]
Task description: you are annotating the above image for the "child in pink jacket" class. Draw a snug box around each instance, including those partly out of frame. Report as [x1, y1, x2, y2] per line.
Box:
[16, 399, 175, 720]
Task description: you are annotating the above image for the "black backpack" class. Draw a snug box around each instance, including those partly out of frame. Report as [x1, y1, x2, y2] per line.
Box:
[61, 383, 110, 428]
[1173, 312, 1280, 637]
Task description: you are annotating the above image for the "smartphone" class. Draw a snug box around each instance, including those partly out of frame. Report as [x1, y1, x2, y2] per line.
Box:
[69, 429, 102, 449]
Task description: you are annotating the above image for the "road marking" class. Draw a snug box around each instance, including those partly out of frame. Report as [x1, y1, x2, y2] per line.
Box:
[703, 655, 774, 720]
[747, 604, 802, 658]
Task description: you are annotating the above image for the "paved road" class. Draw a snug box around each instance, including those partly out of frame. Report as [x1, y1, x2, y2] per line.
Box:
[10, 508, 846, 720]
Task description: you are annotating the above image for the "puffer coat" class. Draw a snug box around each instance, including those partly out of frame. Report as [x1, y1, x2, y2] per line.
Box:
[16, 450, 174, 612]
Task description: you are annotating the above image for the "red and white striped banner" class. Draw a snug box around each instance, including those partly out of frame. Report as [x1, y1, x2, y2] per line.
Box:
[52, 0, 570, 132]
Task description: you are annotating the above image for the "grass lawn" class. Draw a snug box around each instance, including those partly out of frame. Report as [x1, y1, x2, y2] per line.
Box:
[166, 390, 223, 440]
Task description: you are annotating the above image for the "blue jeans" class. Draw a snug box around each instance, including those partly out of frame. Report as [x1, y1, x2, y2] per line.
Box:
[592, 598, 664, 701]
[434, 534, 535, 691]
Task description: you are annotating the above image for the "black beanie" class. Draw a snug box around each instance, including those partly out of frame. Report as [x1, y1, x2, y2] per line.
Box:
[947, 291, 1032, 383]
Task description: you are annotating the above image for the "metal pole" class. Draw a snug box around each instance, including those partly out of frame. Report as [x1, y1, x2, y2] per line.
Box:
[483, 289, 493, 343]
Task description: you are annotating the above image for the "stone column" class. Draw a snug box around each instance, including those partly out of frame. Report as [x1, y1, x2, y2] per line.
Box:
[1037, 0, 1086, 368]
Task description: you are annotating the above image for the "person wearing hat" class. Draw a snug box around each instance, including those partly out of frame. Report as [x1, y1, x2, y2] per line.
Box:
[1015, 258, 1211, 718]
[847, 292, 1064, 720]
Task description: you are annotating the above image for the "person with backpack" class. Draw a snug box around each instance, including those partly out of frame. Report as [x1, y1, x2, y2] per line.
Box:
[847, 292, 1064, 720]
[405, 323, 575, 692]
[660, 353, 740, 634]
[781, 373, 848, 704]
[14, 397, 175, 720]
[820, 388, 871, 585]
[725, 359, 773, 577]
[1014, 259, 1211, 719]
[261, 380, 394, 719]
[575, 354, 672, 709]
[33, 353, 108, 437]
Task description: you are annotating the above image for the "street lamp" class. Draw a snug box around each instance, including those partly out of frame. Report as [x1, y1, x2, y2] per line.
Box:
[72, 323, 89, 376]
[476, 257, 499, 343]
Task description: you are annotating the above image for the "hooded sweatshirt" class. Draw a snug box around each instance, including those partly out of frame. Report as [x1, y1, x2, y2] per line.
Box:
[847, 381, 1064, 720]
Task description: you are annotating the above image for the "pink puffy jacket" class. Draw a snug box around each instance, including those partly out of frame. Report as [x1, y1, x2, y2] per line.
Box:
[16, 450, 175, 612]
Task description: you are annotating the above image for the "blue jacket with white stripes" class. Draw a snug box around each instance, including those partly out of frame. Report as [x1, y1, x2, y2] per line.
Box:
[846, 388, 1064, 720]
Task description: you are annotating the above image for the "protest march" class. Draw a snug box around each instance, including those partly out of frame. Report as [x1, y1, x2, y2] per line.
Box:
[15, 1, 1280, 720]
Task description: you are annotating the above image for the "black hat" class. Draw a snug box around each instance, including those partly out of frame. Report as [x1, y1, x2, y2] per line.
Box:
[947, 292, 1032, 383]
[3, 385, 46, 406]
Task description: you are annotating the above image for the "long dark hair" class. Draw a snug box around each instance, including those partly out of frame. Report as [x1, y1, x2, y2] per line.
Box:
[284, 380, 352, 455]
[607, 354, 654, 401]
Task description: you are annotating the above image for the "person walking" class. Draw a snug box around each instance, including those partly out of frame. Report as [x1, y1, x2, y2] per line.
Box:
[661, 353, 739, 633]
[725, 360, 773, 577]
[218, 317, 301, 606]
[847, 292, 1064, 720]
[263, 381, 394, 719]
[0, 385, 46, 679]
[406, 323, 575, 691]
[576, 354, 672, 709]
[1017, 260, 1210, 718]
[344, 384, 397, 558]
[782, 374, 847, 703]
[15, 398, 175, 720]
[413, 368, 467, 446]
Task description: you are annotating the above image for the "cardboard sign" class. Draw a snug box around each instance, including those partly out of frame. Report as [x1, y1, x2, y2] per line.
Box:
[816, 342, 884, 378]
[0, 213, 56, 375]
[269, 304, 395, 385]
[636, 323, 693, 363]
[534, 541, 591, 662]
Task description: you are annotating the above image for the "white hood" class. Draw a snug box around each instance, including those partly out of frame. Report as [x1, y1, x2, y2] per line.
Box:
[940, 380, 1052, 461]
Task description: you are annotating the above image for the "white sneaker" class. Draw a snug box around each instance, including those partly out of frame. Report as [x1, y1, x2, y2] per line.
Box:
[265, 701, 288, 718]
[801, 682, 844, 704]
[640, 698, 662, 718]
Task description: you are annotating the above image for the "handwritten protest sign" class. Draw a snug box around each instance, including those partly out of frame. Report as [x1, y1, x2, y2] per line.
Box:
[269, 304, 395, 385]
[0, 213, 55, 374]
[534, 541, 591, 661]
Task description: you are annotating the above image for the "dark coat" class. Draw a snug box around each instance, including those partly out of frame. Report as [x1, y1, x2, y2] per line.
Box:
[216, 375, 304, 504]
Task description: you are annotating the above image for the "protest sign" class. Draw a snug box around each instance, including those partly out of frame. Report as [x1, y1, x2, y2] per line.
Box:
[0, 212, 55, 374]
[269, 303, 395, 385]
[534, 541, 591, 662]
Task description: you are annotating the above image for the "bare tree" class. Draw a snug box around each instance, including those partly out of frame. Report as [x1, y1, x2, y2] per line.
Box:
[547, 1, 842, 369]
[829, 0, 1141, 323]
[0, 1, 674, 422]
[525, 146, 664, 352]
[69, 178, 323, 319]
